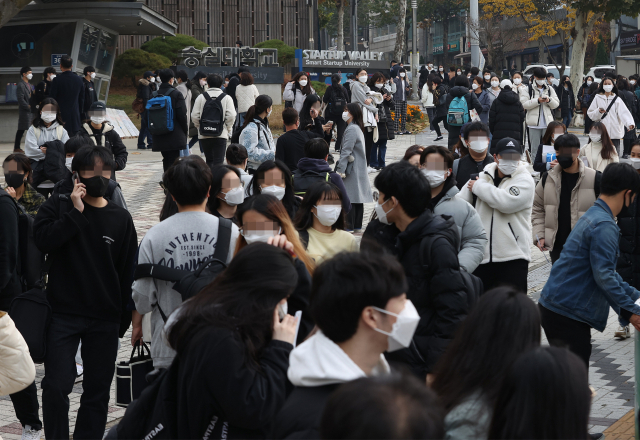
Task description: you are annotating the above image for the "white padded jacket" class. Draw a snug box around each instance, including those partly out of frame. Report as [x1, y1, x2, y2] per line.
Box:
[0, 311, 36, 396]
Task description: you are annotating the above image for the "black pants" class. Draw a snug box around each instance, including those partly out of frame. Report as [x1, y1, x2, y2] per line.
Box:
[200, 137, 227, 167]
[10, 381, 41, 430]
[346, 203, 364, 230]
[364, 129, 374, 167]
[473, 259, 529, 294]
[42, 313, 119, 440]
[161, 150, 181, 172]
[539, 304, 592, 370]
[431, 115, 447, 137]
[332, 117, 347, 151]
[612, 138, 621, 158]
[14, 129, 25, 151]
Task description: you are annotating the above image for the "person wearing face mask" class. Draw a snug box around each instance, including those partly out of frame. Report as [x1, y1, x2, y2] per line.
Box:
[488, 75, 501, 98]
[272, 252, 406, 439]
[577, 76, 594, 126]
[392, 68, 411, 135]
[450, 67, 463, 88]
[15, 66, 34, 153]
[471, 76, 494, 125]
[587, 78, 635, 157]
[294, 181, 357, 264]
[422, 76, 437, 132]
[419, 146, 487, 273]
[2, 153, 46, 216]
[519, 67, 559, 160]
[532, 134, 600, 265]
[136, 71, 156, 150]
[251, 159, 300, 220]
[81, 66, 98, 121]
[539, 163, 640, 376]
[446, 75, 483, 149]
[361, 161, 468, 382]
[350, 68, 379, 167]
[532, 121, 566, 173]
[299, 94, 333, 146]
[453, 122, 495, 189]
[431, 76, 449, 141]
[579, 122, 619, 172]
[556, 75, 575, 129]
[224, 66, 248, 110]
[284, 71, 315, 113]
[208, 165, 244, 224]
[418, 65, 429, 97]
[368, 72, 395, 170]
[226, 143, 254, 190]
[33, 67, 56, 114]
[238, 94, 276, 172]
[489, 80, 525, 154]
[235, 72, 260, 127]
[322, 73, 350, 151]
[459, 137, 535, 293]
[50, 55, 85, 137]
[482, 70, 492, 90]
[32, 145, 137, 440]
[80, 101, 128, 180]
[276, 107, 323, 172]
[616, 78, 639, 156]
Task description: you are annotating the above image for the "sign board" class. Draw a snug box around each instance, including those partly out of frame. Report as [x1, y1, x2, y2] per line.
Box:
[433, 41, 460, 55]
[180, 46, 279, 68]
[51, 54, 66, 67]
[302, 50, 388, 69]
[175, 65, 284, 84]
[621, 31, 640, 51]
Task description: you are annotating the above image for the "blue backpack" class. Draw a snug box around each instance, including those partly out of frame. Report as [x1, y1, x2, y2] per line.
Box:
[447, 94, 470, 127]
[146, 90, 176, 135]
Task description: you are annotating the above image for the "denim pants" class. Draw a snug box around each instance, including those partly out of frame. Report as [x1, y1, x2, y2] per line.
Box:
[562, 110, 573, 129]
[238, 112, 247, 127]
[42, 313, 119, 440]
[137, 112, 153, 148]
[371, 139, 387, 168]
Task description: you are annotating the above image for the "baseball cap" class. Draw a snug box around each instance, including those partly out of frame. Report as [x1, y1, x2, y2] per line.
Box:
[143, 71, 155, 78]
[89, 101, 107, 112]
[500, 79, 513, 90]
[495, 137, 521, 156]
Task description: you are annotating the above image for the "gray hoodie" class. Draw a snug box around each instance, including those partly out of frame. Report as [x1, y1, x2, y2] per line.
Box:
[132, 212, 239, 369]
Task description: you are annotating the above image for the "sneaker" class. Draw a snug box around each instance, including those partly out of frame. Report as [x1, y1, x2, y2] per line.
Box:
[588, 433, 604, 440]
[614, 326, 631, 339]
[21, 425, 41, 440]
[367, 166, 375, 174]
[137, 145, 147, 150]
[395, 131, 403, 135]
[434, 136, 444, 141]
[404, 130, 412, 134]
[76, 363, 84, 377]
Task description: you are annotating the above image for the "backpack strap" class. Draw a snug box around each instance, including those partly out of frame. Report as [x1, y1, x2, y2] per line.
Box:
[202, 91, 211, 102]
[528, 84, 533, 100]
[212, 217, 233, 261]
[298, 229, 310, 250]
[601, 95, 618, 120]
[133, 264, 189, 283]
[215, 92, 227, 103]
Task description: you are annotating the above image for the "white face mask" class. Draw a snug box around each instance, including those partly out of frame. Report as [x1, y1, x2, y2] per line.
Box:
[91, 116, 105, 125]
[372, 300, 420, 352]
[484, 75, 490, 80]
[150, 77, 155, 83]
[375, 198, 395, 225]
[242, 227, 281, 245]
[456, 72, 462, 76]
[65, 157, 73, 172]
[399, 73, 405, 78]
[314, 205, 342, 227]
[90, 72, 96, 79]
[629, 158, 640, 169]
[513, 78, 522, 85]
[497, 158, 519, 175]
[41, 112, 57, 123]
[200, 79, 207, 87]
[261, 185, 285, 200]
[26, 73, 33, 80]
[631, 80, 637, 86]
[469, 139, 489, 153]
[589, 133, 601, 143]
[439, 68, 443, 72]
[536, 79, 546, 86]
[224, 81, 229, 86]
[552, 133, 562, 142]
[428, 64, 433, 68]
[603, 84, 614, 92]
[551, 78, 559, 86]
[375, 83, 384, 89]
[50, 74, 56, 81]
[299, 79, 308, 87]
[221, 186, 245, 206]
[471, 83, 479, 90]
[356, 75, 366, 83]
[491, 80, 500, 88]
[586, 81, 592, 86]
[267, 108, 273, 117]
[342, 111, 350, 122]
[421, 169, 448, 188]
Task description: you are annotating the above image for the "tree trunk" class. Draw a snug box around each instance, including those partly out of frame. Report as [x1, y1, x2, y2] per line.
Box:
[443, 17, 449, 66]
[0, 0, 32, 28]
[569, 11, 597, 100]
[394, 0, 407, 63]
[337, 0, 345, 51]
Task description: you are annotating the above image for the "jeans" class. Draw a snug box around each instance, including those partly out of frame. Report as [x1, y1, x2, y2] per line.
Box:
[539, 304, 592, 371]
[473, 259, 529, 294]
[42, 314, 119, 440]
[238, 112, 246, 127]
[562, 110, 573, 128]
[10, 382, 41, 430]
[161, 150, 180, 172]
[371, 139, 387, 168]
[200, 137, 227, 167]
[179, 143, 191, 157]
[528, 128, 544, 160]
[137, 112, 153, 149]
[426, 107, 435, 131]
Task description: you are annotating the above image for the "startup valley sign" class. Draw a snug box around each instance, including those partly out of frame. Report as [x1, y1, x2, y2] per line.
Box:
[302, 50, 389, 69]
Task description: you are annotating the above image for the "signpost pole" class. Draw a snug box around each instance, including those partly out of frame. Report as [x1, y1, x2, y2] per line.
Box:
[411, 0, 419, 100]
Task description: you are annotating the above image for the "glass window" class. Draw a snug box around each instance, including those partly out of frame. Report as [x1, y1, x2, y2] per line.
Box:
[0, 22, 75, 68]
[98, 79, 109, 101]
[96, 30, 116, 75]
[77, 24, 100, 70]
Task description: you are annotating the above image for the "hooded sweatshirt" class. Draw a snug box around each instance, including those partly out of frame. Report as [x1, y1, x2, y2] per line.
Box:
[295, 157, 351, 213]
[272, 331, 390, 439]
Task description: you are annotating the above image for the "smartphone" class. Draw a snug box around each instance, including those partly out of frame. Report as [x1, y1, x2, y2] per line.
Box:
[72, 171, 80, 184]
[327, 121, 334, 127]
[469, 173, 479, 181]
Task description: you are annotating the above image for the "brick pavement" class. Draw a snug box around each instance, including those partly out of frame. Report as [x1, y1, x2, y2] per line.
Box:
[0, 122, 636, 438]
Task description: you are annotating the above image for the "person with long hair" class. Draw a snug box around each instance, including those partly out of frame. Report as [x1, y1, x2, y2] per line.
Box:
[235, 71, 260, 127]
[447, 75, 483, 149]
[431, 76, 449, 141]
[402, 144, 424, 166]
[2, 153, 45, 215]
[238, 94, 276, 173]
[208, 165, 244, 223]
[422, 75, 436, 133]
[351, 68, 378, 169]
[432, 287, 541, 440]
[322, 73, 349, 151]
[583, 80, 600, 134]
[335, 103, 373, 231]
[284, 71, 315, 113]
[588, 77, 635, 157]
[578, 75, 594, 121]
[557, 74, 575, 128]
[579, 121, 619, 172]
[392, 67, 411, 135]
[617, 77, 639, 156]
[294, 181, 357, 263]
[488, 347, 591, 440]
[532, 121, 566, 173]
[299, 94, 332, 144]
[472, 76, 494, 125]
[368, 71, 395, 170]
[250, 159, 299, 220]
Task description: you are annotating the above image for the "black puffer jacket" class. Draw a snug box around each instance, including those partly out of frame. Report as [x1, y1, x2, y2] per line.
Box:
[489, 89, 525, 154]
[446, 86, 482, 147]
[361, 210, 468, 377]
[80, 122, 128, 179]
[151, 83, 188, 152]
[617, 199, 640, 289]
[376, 97, 395, 141]
[556, 85, 575, 117]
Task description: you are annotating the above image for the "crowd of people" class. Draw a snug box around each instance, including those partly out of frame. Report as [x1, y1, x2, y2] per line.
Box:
[2, 57, 640, 440]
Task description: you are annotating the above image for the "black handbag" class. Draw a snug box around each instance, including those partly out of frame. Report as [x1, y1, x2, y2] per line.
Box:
[115, 341, 154, 407]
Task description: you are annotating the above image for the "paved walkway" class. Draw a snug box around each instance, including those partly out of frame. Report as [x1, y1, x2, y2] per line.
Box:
[0, 122, 636, 437]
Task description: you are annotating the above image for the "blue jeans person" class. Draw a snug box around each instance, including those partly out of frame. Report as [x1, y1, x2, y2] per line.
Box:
[562, 110, 573, 129]
[371, 139, 387, 168]
[137, 112, 153, 149]
[180, 143, 191, 157]
[238, 112, 247, 127]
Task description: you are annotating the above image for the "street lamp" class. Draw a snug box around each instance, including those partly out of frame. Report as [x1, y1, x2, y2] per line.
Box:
[411, 0, 419, 100]
[470, 0, 479, 67]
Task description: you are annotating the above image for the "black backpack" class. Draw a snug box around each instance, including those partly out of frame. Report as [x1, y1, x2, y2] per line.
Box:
[199, 92, 227, 137]
[292, 169, 330, 197]
[329, 87, 347, 116]
[133, 218, 233, 321]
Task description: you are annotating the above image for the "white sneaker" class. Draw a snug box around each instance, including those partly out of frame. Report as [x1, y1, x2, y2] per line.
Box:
[76, 363, 84, 377]
[614, 326, 631, 339]
[21, 425, 41, 440]
[367, 166, 375, 174]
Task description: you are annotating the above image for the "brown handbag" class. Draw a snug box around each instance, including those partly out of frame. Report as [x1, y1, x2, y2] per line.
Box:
[131, 97, 145, 115]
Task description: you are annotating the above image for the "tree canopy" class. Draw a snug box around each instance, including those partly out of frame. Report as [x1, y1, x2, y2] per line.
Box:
[112, 49, 172, 87]
[141, 34, 207, 64]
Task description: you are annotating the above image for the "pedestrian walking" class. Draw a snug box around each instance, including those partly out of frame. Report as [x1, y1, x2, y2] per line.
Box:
[238, 95, 276, 172]
[617, 78, 639, 156]
[488, 74, 501, 99]
[136, 71, 155, 150]
[350, 68, 378, 169]
[489, 80, 525, 154]
[446, 76, 483, 149]
[368, 72, 395, 170]
[392, 68, 410, 135]
[3, 153, 46, 216]
[187, 71, 206, 153]
[283, 72, 315, 113]
[81, 66, 97, 121]
[151, 69, 188, 171]
[421, 76, 436, 132]
[225, 143, 253, 190]
[453, 122, 494, 189]
[579, 122, 619, 172]
[49, 55, 84, 136]
[322, 73, 350, 151]
[471, 76, 494, 125]
[33, 67, 56, 115]
[403, 144, 425, 167]
[532, 121, 566, 173]
[557, 75, 575, 128]
[299, 94, 332, 145]
[224, 66, 248, 109]
[174, 70, 192, 156]
[235, 72, 260, 127]
[15, 66, 34, 153]
[431, 76, 449, 141]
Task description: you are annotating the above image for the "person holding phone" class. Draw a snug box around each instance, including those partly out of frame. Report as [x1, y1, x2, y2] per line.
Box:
[368, 72, 395, 170]
[299, 94, 333, 145]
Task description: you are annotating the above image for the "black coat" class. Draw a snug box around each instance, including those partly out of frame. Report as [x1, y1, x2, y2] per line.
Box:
[454, 154, 494, 190]
[136, 78, 153, 106]
[489, 90, 525, 154]
[556, 85, 575, 116]
[533, 143, 549, 174]
[151, 83, 188, 152]
[0, 190, 21, 311]
[322, 85, 349, 119]
[434, 84, 448, 117]
[446, 86, 483, 146]
[275, 129, 321, 172]
[50, 71, 85, 135]
[226, 73, 241, 107]
[34, 79, 52, 112]
[82, 78, 98, 119]
[617, 199, 640, 290]
[272, 384, 339, 439]
[361, 210, 468, 377]
[80, 123, 128, 179]
[376, 97, 396, 141]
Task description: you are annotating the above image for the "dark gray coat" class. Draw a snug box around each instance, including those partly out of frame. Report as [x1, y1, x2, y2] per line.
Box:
[17, 80, 33, 130]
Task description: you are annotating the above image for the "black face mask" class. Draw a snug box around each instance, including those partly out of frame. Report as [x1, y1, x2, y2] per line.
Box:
[4, 173, 25, 189]
[79, 175, 109, 197]
[557, 155, 575, 169]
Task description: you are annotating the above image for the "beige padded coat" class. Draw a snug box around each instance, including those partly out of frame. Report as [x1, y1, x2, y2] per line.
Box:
[532, 161, 597, 252]
[0, 311, 35, 396]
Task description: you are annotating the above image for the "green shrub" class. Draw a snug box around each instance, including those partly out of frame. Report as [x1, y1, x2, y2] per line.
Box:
[254, 39, 297, 67]
[311, 80, 327, 98]
[112, 49, 172, 87]
[141, 34, 207, 64]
